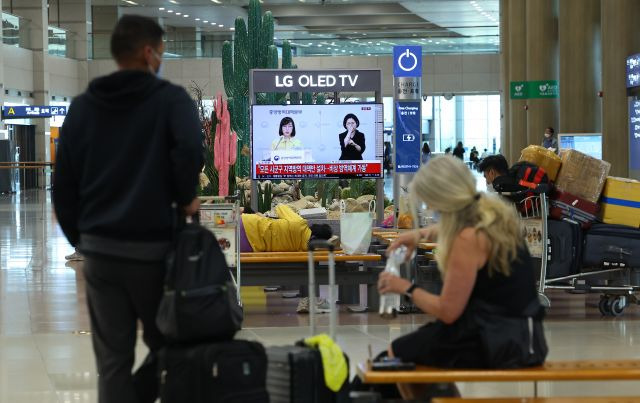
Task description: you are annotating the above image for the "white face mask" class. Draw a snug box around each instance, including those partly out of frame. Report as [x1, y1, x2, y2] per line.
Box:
[487, 183, 495, 192]
[150, 50, 163, 77]
[544, 132, 551, 138]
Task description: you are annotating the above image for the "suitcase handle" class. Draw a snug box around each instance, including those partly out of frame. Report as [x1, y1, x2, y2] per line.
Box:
[606, 245, 632, 256]
[307, 240, 336, 340]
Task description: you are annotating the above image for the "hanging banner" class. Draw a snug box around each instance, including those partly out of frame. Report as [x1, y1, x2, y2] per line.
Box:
[394, 101, 421, 173]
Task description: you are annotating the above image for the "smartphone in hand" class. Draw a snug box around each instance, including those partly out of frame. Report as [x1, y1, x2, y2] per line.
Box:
[371, 357, 416, 371]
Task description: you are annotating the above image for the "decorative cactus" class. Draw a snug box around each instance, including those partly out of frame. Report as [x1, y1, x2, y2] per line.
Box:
[213, 92, 238, 197]
[222, 0, 299, 182]
[257, 182, 273, 213]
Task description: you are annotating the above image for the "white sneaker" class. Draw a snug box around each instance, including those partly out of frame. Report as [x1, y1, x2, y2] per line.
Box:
[65, 251, 84, 261]
[314, 298, 332, 314]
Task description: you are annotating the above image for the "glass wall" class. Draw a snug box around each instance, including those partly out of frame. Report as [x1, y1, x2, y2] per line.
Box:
[430, 94, 500, 155]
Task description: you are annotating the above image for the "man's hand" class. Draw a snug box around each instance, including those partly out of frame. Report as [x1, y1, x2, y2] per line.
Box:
[183, 197, 200, 216]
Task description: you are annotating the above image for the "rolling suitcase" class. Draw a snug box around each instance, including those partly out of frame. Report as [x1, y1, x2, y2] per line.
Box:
[158, 339, 269, 403]
[266, 240, 349, 403]
[582, 223, 640, 269]
[546, 219, 583, 278]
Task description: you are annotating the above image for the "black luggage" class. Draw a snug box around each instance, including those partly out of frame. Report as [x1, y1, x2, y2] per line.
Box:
[546, 218, 582, 278]
[266, 240, 350, 403]
[158, 340, 269, 403]
[582, 223, 640, 269]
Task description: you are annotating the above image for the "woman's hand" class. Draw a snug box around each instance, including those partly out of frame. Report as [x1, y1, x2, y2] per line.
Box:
[378, 271, 411, 295]
[386, 229, 420, 259]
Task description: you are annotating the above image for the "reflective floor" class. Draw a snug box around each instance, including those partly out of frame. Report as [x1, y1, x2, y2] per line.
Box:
[2, 190, 640, 402]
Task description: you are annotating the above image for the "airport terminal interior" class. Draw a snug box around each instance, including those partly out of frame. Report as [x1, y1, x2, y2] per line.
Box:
[2, 0, 640, 402]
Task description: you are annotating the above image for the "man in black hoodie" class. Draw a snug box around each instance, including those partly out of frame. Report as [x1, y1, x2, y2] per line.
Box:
[53, 15, 202, 403]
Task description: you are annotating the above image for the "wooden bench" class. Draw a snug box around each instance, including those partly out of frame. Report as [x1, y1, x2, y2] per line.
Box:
[357, 360, 640, 398]
[432, 399, 640, 403]
[238, 252, 384, 310]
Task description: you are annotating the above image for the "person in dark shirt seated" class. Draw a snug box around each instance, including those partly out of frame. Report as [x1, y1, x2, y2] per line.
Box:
[476, 154, 518, 192]
[379, 155, 547, 400]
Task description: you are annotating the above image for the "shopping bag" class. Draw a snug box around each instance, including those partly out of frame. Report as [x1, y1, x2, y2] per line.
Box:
[340, 200, 374, 255]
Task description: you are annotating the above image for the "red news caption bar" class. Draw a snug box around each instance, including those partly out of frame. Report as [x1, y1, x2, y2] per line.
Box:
[255, 162, 382, 177]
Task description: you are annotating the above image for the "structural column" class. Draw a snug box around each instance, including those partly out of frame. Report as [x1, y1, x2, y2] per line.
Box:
[499, 0, 510, 158]
[91, 5, 118, 59]
[601, 0, 640, 178]
[506, 0, 527, 164]
[11, 0, 49, 167]
[526, 0, 558, 146]
[53, 0, 91, 89]
[559, 0, 601, 134]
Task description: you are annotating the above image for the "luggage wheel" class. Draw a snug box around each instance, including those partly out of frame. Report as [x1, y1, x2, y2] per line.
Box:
[599, 295, 627, 317]
[538, 293, 550, 308]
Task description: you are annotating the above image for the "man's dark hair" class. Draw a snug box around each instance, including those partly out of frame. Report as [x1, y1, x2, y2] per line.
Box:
[477, 154, 509, 175]
[278, 117, 296, 137]
[546, 126, 555, 135]
[111, 15, 165, 63]
[310, 224, 332, 240]
[343, 113, 360, 129]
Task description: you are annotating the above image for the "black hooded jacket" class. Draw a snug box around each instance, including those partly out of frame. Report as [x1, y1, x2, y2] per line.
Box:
[53, 70, 203, 249]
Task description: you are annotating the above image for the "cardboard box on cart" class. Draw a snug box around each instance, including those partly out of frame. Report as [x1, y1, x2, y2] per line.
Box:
[554, 149, 611, 204]
[599, 177, 640, 228]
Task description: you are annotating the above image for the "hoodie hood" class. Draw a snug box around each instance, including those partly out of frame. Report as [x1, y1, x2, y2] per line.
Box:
[86, 70, 168, 110]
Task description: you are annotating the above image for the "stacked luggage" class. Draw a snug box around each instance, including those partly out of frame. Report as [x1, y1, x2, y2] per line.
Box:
[155, 217, 349, 401]
[519, 147, 640, 316]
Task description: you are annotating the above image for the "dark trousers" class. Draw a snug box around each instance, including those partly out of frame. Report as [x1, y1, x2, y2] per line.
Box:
[83, 254, 166, 403]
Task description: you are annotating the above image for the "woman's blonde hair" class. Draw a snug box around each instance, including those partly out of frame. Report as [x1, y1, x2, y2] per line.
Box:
[410, 155, 522, 277]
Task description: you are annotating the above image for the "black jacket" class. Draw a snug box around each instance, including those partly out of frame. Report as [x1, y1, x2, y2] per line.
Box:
[53, 70, 203, 248]
[338, 130, 366, 160]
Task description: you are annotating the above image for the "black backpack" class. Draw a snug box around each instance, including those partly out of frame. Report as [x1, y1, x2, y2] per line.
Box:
[156, 215, 243, 343]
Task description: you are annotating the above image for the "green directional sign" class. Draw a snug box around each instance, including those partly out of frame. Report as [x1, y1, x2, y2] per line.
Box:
[510, 80, 559, 99]
[529, 80, 559, 98]
[510, 81, 528, 99]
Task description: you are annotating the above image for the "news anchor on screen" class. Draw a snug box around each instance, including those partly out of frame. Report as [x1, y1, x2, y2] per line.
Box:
[339, 113, 365, 160]
[272, 117, 303, 150]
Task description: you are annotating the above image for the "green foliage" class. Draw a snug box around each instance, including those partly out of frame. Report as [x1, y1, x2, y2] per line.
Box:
[282, 41, 292, 69]
[316, 93, 326, 105]
[257, 182, 273, 213]
[302, 92, 313, 105]
[340, 187, 351, 200]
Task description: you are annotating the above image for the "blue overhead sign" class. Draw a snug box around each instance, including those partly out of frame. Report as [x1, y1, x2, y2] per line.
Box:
[627, 54, 640, 88]
[395, 101, 421, 173]
[393, 46, 422, 78]
[2, 105, 67, 119]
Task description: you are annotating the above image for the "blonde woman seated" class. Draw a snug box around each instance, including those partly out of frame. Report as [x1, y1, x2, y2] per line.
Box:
[271, 117, 303, 150]
[379, 156, 547, 399]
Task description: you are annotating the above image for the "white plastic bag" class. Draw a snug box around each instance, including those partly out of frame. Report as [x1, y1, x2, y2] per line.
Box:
[340, 200, 375, 255]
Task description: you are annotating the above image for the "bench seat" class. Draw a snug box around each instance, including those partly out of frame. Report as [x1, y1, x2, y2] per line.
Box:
[357, 360, 640, 384]
[432, 398, 640, 403]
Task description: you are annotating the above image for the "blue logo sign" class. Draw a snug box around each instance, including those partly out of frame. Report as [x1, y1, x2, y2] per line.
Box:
[395, 101, 421, 173]
[393, 46, 422, 78]
[2, 105, 67, 119]
[627, 54, 640, 89]
[630, 98, 640, 170]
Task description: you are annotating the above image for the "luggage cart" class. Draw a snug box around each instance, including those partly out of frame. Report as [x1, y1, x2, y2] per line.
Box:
[508, 187, 551, 308]
[513, 187, 637, 315]
[199, 193, 242, 306]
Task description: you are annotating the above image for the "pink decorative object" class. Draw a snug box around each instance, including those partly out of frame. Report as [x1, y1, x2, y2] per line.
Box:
[213, 92, 238, 196]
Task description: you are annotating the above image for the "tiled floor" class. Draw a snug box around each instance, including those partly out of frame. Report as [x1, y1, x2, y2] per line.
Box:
[2, 190, 640, 402]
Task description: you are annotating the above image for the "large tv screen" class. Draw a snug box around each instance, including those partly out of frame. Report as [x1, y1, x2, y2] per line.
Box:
[251, 104, 384, 179]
